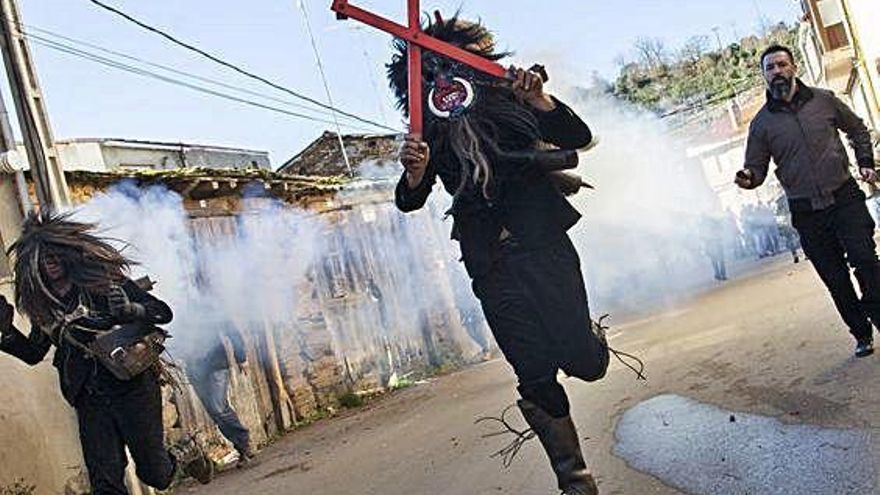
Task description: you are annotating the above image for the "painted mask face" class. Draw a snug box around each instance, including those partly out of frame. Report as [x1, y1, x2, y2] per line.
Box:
[424, 56, 478, 119]
[387, 16, 507, 122]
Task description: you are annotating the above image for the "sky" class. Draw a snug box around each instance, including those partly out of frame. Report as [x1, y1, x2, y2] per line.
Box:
[2, 0, 803, 167]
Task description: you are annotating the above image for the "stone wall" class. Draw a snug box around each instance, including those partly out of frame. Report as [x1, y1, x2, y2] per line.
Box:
[0, 176, 492, 493]
[156, 181, 490, 464]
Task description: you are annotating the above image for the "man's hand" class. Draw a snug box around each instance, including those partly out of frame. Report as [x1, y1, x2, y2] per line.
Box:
[860, 167, 878, 183]
[107, 285, 145, 321]
[399, 133, 430, 189]
[510, 66, 555, 112]
[0, 295, 14, 335]
[734, 168, 755, 189]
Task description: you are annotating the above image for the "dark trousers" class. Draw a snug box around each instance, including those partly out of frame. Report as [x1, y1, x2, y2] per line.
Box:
[710, 253, 727, 281]
[190, 368, 250, 452]
[792, 187, 880, 342]
[76, 372, 175, 495]
[472, 236, 608, 418]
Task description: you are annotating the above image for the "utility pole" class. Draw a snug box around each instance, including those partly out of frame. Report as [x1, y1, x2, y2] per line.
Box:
[0, 87, 30, 276]
[0, 27, 30, 276]
[0, 0, 70, 210]
[0, 72, 31, 213]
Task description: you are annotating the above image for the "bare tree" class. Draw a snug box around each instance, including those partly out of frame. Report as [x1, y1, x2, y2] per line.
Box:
[679, 35, 710, 64]
[633, 37, 668, 70]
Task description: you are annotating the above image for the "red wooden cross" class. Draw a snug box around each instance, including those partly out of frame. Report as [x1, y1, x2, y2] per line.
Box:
[330, 0, 508, 135]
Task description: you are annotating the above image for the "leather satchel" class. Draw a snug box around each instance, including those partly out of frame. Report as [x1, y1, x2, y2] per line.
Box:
[86, 322, 167, 381]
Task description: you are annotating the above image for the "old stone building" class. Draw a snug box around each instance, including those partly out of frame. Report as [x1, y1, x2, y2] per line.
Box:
[278, 132, 398, 176]
[22, 138, 273, 173]
[797, 0, 880, 131]
[47, 159, 487, 489]
[0, 126, 492, 493]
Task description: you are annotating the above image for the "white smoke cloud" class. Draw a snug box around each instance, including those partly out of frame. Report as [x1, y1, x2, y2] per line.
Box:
[74, 181, 197, 316]
[69, 177, 487, 383]
[562, 86, 725, 316]
[64, 83, 727, 376]
[71, 183, 322, 363]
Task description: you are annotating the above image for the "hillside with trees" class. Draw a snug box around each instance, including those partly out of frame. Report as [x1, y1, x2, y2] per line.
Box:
[612, 23, 800, 115]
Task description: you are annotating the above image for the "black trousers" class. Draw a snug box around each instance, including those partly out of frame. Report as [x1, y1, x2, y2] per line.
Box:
[76, 371, 176, 495]
[792, 186, 880, 342]
[472, 236, 609, 418]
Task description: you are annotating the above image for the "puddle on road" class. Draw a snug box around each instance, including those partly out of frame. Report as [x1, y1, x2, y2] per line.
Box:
[613, 394, 877, 494]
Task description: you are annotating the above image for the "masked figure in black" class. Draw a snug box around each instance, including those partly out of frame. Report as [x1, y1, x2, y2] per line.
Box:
[0, 211, 213, 494]
[389, 14, 608, 495]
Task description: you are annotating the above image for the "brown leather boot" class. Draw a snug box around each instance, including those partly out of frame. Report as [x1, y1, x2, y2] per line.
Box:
[518, 399, 598, 495]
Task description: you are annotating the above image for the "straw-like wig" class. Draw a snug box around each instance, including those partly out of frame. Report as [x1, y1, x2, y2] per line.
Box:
[8, 211, 133, 327]
[386, 13, 543, 208]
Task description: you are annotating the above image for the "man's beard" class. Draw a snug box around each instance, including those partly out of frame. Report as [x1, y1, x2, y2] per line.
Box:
[769, 75, 793, 100]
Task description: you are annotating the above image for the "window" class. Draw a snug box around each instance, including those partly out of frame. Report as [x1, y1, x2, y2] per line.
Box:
[825, 23, 849, 50]
[816, 0, 850, 50]
[321, 231, 349, 299]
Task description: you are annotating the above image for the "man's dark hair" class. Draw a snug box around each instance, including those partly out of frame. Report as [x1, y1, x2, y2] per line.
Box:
[760, 44, 795, 68]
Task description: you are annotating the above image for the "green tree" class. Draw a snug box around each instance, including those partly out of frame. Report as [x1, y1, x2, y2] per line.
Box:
[612, 24, 800, 113]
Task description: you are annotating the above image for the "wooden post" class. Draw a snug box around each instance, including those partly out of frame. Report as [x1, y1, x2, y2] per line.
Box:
[0, 0, 70, 210]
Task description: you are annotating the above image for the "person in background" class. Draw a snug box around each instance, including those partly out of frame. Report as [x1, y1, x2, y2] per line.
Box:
[0, 212, 213, 494]
[736, 44, 878, 357]
[184, 321, 255, 467]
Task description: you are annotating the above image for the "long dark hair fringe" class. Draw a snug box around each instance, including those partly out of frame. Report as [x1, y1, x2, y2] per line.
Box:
[386, 14, 543, 202]
[7, 211, 134, 327]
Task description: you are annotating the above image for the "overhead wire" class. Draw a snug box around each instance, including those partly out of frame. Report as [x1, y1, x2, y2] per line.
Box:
[295, 0, 352, 175]
[351, 26, 391, 127]
[85, 0, 399, 133]
[26, 34, 381, 132]
[24, 23, 375, 126]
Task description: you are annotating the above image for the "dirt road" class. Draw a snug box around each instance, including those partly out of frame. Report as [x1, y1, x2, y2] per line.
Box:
[183, 258, 880, 494]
